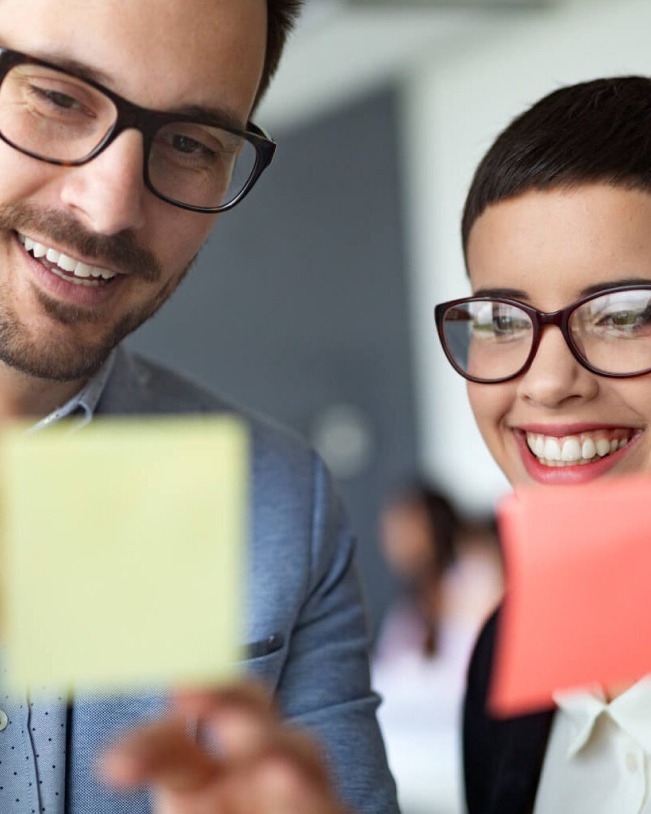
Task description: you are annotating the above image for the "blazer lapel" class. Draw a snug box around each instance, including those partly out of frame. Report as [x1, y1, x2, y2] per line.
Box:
[490, 706, 554, 814]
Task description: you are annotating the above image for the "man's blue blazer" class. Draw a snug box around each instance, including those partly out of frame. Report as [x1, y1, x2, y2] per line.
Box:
[61, 346, 398, 814]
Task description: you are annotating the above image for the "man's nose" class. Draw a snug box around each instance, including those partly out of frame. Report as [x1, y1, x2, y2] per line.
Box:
[58, 130, 147, 236]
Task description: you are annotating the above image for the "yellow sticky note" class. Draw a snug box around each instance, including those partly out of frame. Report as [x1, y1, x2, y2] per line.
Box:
[0, 416, 248, 695]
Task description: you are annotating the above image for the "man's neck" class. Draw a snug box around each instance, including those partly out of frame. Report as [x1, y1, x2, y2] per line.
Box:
[0, 362, 87, 420]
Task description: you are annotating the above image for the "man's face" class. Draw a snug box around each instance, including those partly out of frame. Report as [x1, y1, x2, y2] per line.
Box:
[0, 0, 267, 381]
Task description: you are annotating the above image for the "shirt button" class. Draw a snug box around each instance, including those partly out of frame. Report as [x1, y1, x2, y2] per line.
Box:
[0, 709, 8, 731]
[626, 752, 638, 773]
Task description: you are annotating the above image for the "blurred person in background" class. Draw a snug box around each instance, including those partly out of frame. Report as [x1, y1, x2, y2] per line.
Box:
[373, 481, 503, 814]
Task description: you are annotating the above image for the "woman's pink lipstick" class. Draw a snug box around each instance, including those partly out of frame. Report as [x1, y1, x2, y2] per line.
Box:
[514, 427, 640, 484]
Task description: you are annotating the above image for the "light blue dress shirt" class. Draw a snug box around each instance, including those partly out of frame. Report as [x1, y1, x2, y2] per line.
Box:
[0, 353, 115, 814]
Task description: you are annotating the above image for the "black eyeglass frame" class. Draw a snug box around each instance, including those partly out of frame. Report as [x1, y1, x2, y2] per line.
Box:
[435, 284, 651, 384]
[0, 46, 277, 213]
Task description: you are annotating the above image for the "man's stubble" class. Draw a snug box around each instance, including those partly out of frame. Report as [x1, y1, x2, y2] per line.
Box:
[0, 202, 196, 382]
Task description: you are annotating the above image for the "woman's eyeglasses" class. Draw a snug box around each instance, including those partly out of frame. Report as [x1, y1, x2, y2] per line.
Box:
[435, 285, 651, 383]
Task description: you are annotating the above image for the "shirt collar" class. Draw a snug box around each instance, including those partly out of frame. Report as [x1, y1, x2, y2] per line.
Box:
[553, 675, 651, 758]
[29, 350, 116, 433]
[553, 684, 607, 757]
[608, 675, 651, 753]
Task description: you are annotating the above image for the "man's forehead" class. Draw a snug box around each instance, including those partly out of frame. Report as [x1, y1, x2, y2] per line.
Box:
[0, 0, 267, 121]
[6, 45, 248, 128]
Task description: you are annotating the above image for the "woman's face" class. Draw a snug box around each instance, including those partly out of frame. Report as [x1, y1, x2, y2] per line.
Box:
[465, 183, 651, 487]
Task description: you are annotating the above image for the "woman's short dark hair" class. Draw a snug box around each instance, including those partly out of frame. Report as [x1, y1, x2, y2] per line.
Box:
[256, 0, 304, 109]
[462, 76, 651, 257]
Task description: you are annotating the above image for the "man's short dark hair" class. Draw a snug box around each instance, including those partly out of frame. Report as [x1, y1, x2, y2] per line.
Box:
[257, 0, 304, 109]
[461, 76, 651, 256]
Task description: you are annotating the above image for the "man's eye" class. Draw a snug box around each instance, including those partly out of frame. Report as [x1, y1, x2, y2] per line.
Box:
[32, 86, 84, 111]
[170, 134, 215, 159]
[45, 91, 78, 109]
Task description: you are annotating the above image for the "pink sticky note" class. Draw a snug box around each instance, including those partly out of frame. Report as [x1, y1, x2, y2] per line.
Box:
[490, 475, 651, 717]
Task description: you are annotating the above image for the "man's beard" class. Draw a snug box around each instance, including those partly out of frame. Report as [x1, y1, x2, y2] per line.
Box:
[0, 203, 193, 382]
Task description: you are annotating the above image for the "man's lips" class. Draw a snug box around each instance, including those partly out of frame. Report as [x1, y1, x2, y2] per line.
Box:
[17, 231, 122, 287]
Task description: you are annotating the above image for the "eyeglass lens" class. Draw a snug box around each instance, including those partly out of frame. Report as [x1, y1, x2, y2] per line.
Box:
[440, 288, 651, 381]
[0, 61, 257, 210]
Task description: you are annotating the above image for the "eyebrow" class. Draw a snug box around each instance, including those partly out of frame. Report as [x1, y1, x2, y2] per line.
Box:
[24, 49, 247, 130]
[579, 278, 651, 296]
[29, 50, 113, 86]
[472, 287, 529, 300]
[473, 278, 651, 302]
[170, 104, 246, 131]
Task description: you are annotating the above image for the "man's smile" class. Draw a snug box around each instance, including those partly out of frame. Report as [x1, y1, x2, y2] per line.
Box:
[17, 231, 121, 286]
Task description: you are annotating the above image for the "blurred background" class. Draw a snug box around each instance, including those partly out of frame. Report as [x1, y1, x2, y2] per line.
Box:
[126, 0, 651, 809]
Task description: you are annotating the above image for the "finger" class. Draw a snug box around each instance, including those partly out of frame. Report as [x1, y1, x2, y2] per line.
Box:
[171, 681, 279, 758]
[248, 749, 349, 814]
[257, 727, 334, 792]
[98, 719, 222, 794]
[171, 679, 275, 720]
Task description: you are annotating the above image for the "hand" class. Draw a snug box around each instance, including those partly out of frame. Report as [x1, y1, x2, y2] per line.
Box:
[98, 682, 349, 814]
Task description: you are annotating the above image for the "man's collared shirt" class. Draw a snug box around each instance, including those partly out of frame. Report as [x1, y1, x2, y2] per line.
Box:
[534, 676, 651, 814]
[0, 352, 115, 814]
[29, 351, 115, 432]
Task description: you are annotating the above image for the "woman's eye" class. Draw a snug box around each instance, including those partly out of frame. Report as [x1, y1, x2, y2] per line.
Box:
[494, 316, 514, 331]
[598, 309, 649, 328]
[612, 312, 636, 325]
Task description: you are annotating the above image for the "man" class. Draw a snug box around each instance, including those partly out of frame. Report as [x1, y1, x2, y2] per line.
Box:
[0, 2, 397, 813]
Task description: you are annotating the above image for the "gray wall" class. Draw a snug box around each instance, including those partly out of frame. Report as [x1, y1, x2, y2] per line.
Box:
[127, 84, 419, 633]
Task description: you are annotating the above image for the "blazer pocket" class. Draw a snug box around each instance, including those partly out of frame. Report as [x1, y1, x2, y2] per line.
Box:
[244, 632, 285, 660]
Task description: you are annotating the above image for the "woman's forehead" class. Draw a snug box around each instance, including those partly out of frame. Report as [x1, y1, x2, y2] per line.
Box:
[467, 185, 651, 305]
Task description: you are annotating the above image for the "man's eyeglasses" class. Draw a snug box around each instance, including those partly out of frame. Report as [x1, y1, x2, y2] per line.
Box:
[0, 47, 276, 213]
[435, 285, 651, 383]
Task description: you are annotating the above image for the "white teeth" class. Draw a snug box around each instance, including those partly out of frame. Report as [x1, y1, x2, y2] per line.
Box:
[560, 438, 581, 462]
[47, 265, 104, 287]
[526, 430, 632, 467]
[57, 253, 76, 272]
[582, 438, 597, 459]
[543, 437, 562, 460]
[18, 232, 117, 282]
[75, 262, 92, 278]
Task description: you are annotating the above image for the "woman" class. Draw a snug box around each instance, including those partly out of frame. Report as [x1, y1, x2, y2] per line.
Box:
[435, 75, 651, 814]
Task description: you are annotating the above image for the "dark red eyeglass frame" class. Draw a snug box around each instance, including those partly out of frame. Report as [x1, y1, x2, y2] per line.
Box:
[435, 284, 651, 384]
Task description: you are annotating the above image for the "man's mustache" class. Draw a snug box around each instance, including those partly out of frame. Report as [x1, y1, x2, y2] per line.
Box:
[0, 202, 161, 283]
